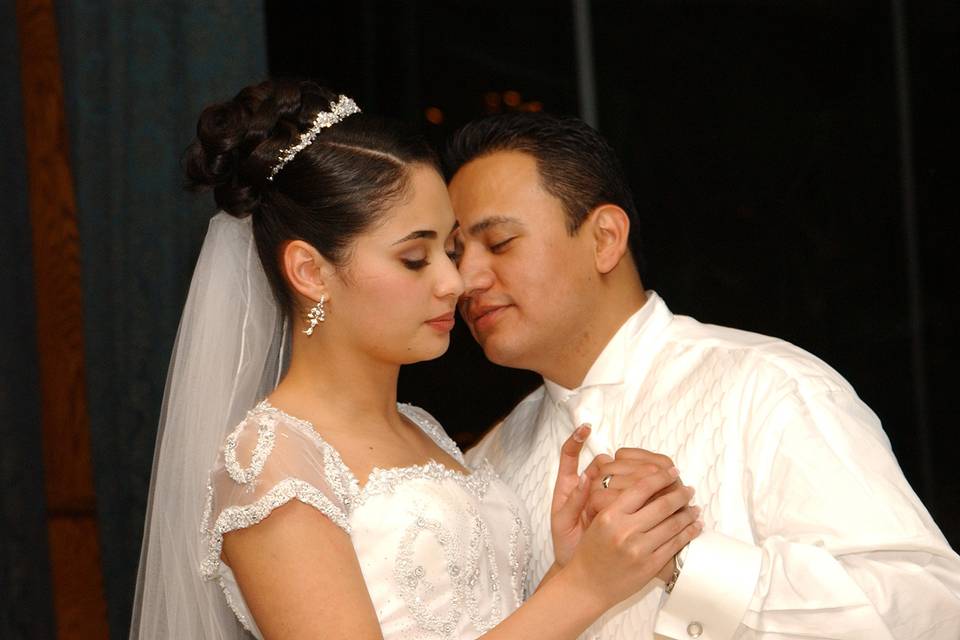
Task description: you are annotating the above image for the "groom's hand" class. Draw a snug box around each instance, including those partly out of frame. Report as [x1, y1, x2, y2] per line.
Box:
[582, 448, 683, 525]
[583, 448, 689, 584]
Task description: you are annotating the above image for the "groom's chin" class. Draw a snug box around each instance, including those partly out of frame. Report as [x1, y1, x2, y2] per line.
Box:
[477, 334, 526, 371]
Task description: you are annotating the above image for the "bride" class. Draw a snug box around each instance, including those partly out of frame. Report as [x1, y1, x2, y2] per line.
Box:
[130, 79, 701, 639]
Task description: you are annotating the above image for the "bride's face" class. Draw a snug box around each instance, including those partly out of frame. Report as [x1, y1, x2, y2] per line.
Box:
[327, 164, 464, 365]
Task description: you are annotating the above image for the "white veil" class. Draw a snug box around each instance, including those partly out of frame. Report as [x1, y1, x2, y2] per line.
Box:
[130, 212, 287, 639]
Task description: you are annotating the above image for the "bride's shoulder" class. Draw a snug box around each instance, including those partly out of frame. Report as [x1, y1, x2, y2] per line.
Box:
[212, 401, 329, 486]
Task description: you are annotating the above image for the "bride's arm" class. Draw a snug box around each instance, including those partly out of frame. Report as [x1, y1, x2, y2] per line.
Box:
[223, 500, 385, 640]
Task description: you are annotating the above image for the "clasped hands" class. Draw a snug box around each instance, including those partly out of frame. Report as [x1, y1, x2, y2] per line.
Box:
[550, 424, 702, 601]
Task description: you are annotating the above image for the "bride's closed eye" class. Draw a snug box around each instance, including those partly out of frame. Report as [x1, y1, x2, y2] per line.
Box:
[401, 256, 429, 270]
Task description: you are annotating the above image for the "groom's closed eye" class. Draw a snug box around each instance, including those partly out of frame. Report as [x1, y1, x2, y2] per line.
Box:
[488, 236, 517, 253]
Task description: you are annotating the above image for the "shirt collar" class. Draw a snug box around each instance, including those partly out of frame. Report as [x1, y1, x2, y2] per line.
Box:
[543, 290, 664, 404]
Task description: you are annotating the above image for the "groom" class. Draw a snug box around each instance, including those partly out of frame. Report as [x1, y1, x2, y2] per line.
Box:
[445, 113, 960, 639]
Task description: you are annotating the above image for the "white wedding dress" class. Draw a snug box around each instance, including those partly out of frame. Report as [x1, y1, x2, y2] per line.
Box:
[201, 400, 532, 639]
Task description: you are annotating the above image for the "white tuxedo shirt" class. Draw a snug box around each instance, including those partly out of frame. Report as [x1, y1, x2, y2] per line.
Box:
[465, 292, 960, 639]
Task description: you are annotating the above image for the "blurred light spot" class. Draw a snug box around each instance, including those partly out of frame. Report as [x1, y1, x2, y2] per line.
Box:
[503, 90, 521, 107]
[483, 91, 501, 109]
[425, 106, 444, 125]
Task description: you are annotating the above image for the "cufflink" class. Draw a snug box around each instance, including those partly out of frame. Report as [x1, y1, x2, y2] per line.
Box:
[686, 621, 703, 638]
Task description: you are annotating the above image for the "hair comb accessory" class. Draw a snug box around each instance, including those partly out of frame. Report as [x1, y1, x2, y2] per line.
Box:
[267, 95, 361, 181]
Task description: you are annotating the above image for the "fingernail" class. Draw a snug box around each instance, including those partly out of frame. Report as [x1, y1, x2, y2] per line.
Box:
[668, 466, 680, 478]
[573, 425, 591, 442]
[687, 485, 696, 496]
[695, 521, 704, 531]
[693, 506, 702, 517]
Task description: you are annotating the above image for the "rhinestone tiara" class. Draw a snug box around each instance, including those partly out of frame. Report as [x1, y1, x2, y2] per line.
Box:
[267, 94, 361, 181]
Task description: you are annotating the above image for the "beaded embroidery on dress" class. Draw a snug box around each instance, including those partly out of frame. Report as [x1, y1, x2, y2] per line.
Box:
[201, 401, 532, 639]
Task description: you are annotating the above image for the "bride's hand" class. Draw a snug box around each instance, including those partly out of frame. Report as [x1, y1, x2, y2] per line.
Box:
[550, 424, 593, 567]
[561, 468, 702, 611]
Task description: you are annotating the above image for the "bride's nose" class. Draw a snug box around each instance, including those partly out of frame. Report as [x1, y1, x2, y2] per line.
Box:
[435, 258, 465, 299]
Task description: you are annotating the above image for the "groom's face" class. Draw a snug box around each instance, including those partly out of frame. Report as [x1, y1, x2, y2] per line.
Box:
[448, 150, 597, 373]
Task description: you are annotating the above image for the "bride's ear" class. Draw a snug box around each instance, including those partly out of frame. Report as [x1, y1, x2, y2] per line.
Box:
[282, 240, 333, 304]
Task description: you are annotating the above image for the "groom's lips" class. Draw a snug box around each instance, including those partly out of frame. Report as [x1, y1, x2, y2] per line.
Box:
[467, 303, 510, 333]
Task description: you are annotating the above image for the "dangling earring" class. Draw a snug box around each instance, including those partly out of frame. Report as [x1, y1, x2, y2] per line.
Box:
[303, 295, 326, 336]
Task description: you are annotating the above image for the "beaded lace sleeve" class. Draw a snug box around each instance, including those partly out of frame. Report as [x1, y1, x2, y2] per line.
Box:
[200, 408, 358, 581]
[399, 403, 467, 465]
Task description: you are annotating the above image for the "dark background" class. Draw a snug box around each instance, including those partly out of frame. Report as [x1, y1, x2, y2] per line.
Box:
[2, 1, 957, 638]
[265, 0, 959, 537]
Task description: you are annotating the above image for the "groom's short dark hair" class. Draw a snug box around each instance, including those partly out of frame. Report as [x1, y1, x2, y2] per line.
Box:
[444, 112, 643, 270]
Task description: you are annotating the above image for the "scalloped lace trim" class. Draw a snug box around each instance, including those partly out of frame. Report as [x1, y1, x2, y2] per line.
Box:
[217, 575, 253, 632]
[357, 458, 496, 509]
[224, 413, 277, 485]
[250, 401, 477, 505]
[200, 477, 350, 581]
[251, 401, 361, 508]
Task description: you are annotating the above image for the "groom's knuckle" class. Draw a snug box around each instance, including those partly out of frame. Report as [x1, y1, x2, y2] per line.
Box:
[596, 510, 616, 529]
[639, 463, 659, 476]
[613, 528, 632, 548]
[654, 452, 674, 467]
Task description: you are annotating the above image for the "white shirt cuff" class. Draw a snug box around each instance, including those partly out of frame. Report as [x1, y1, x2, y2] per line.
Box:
[654, 531, 762, 640]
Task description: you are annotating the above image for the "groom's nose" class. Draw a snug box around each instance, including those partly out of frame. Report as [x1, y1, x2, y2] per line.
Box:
[457, 247, 495, 298]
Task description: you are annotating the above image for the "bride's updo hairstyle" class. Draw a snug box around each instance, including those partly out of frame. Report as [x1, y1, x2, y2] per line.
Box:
[184, 78, 438, 314]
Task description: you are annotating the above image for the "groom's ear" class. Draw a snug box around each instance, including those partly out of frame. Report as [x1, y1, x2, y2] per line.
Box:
[588, 204, 630, 274]
[282, 239, 334, 303]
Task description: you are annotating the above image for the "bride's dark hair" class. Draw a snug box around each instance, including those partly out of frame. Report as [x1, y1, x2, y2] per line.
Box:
[184, 78, 438, 313]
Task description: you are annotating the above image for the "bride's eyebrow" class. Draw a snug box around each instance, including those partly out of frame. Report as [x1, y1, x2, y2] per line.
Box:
[392, 229, 437, 245]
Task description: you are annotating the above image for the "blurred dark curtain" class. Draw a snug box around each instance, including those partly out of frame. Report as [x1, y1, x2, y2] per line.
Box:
[266, 1, 958, 546]
[0, 3, 54, 638]
[53, 3, 267, 637]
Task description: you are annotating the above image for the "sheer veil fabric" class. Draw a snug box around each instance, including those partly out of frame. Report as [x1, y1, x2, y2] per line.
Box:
[130, 213, 288, 639]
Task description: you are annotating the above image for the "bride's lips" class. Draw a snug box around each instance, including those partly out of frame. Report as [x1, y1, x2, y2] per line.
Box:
[425, 311, 456, 332]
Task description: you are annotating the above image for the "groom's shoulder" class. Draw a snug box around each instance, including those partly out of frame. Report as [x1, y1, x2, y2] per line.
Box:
[465, 385, 545, 468]
[666, 313, 857, 395]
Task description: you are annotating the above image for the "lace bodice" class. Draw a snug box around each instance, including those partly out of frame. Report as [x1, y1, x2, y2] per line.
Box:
[201, 401, 532, 639]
